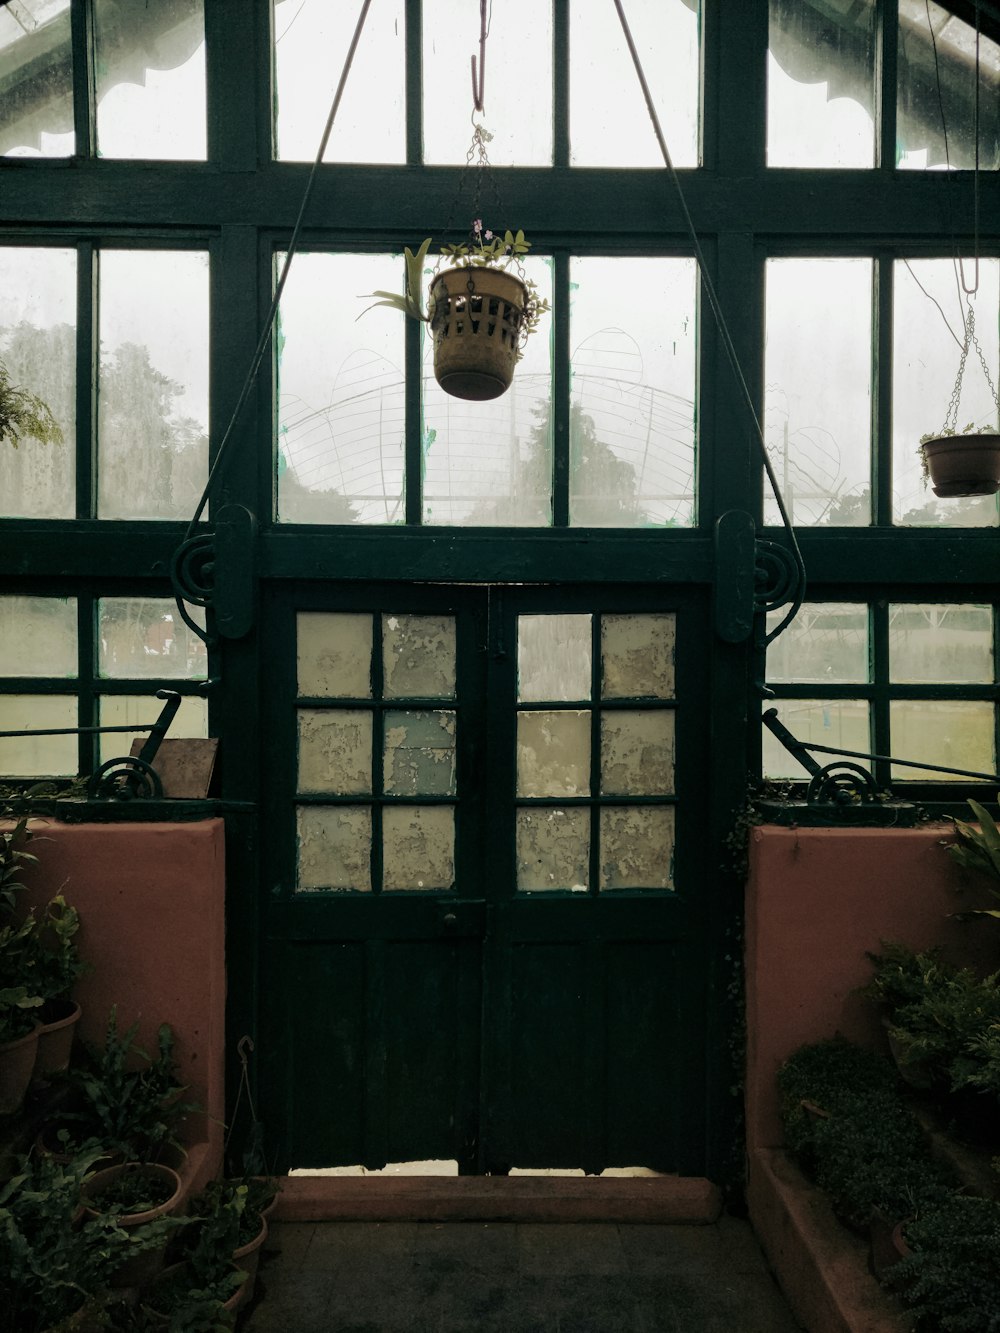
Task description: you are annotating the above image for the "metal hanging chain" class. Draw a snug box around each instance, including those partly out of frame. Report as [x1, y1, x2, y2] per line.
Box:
[611, 0, 805, 643]
[941, 301, 1000, 434]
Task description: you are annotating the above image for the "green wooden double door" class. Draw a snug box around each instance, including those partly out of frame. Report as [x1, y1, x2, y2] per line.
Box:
[260, 582, 715, 1175]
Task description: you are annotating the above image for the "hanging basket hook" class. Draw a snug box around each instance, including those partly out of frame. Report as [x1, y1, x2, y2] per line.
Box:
[471, 0, 487, 113]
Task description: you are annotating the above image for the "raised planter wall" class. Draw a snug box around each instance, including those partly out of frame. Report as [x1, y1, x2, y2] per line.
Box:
[17, 817, 226, 1191]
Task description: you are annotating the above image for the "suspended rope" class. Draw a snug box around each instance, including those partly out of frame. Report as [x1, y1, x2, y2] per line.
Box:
[611, 0, 806, 645]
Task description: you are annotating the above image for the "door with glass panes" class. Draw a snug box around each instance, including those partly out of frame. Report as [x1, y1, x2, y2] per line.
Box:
[261, 582, 710, 1175]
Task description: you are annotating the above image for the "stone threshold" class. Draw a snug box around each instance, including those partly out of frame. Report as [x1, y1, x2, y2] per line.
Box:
[271, 1173, 722, 1224]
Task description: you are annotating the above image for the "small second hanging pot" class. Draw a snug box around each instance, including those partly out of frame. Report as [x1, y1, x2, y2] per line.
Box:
[428, 267, 526, 401]
[921, 432, 1000, 498]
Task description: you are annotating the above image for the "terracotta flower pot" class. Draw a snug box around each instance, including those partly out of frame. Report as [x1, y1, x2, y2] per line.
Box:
[921, 432, 1000, 497]
[428, 267, 526, 401]
[0, 1022, 40, 1115]
[81, 1161, 183, 1289]
[233, 1212, 268, 1309]
[33, 999, 82, 1083]
[142, 1262, 247, 1326]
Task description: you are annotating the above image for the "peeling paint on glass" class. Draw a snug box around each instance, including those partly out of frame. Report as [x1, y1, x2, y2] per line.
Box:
[601, 711, 675, 796]
[890, 700, 996, 781]
[382, 806, 455, 891]
[382, 615, 456, 699]
[600, 807, 675, 890]
[516, 808, 590, 892]
[297, 613, 372, 699]
[383, 711, 456, 797]
[0, 695, 77, 776]
[601, 614, 675, 699]
[517, 615, 592, 702]
[0, 596, 77, 676]
[517, 711, 591, 798]
[296, 804, 371, 892]
[297, 709, 372, 796]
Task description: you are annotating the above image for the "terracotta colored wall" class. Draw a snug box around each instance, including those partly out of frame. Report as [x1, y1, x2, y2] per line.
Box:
[745, 822, 997, 1152]
[17, 818, 226, 1178]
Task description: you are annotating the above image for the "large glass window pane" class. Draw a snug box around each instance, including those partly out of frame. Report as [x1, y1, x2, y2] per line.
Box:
[601, 614, 675, 700]
[95, 0, 206, 160]
[277, 253, 404, 525]
[422, 256, 553, 526]
[762, 699, 871, 778]
[600, 807, 674, 890]
[298, 613, 373, 700]
[570, 259, 697, 528]
[383, 711, 457, 797]
[517, 615, 592, 702]
[516, 808, 590, 892]
[898, 1, 1000, 170]
[889, 604, 993, 683]
[382, 806, 455, 891]
[98, 250, 209, 520]
[382, 615, 456, 700]
[601, 711, 675, 797]
[423, 2, 552, 166]
[768, 0, 876, 168]
[0, 695, 77, 776]
[298, 710, 372, 796]
[517, 711, 591, 798]
[97, 694, 208, 767]
[893, 260, 999, 527]
[0, 596, 77, 677]
[296, 804, 372, 892]
[275, 0, 404, 164]
[570, 0, 699, 168]
[764, 258, 872, 526]
[890, 701, 996, 780]
[0, 246, 75, 518]
[98, 598, 207, 680]
[766, 603, 869, 684]
[0, 0, 74, 157]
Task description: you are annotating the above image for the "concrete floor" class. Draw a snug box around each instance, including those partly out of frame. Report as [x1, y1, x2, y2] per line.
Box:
[243, 1217, 803, 1332]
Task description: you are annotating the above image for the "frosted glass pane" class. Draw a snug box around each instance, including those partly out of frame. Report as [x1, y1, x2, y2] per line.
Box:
[298, 613, 372, 700]
[517, 615, 591, 702]
[383, 711, 456, 797]
[516, 808, 589, 892]
[764, 258, 872, 526]
[570, 258, 696, 527]
[382, 615, 456, 700]
[766, 603, 869, 684]
[517, 711, 590, 798]
[893, 260, 999, 527]
[277, 253, 404, 524]
[297, 710, 372, 796]
[0, 1, 74, 157]
[762, 699, 870, 779]
[296, 804, 371, 891]
[275, 0, 404, 164]
[98, 598, 207, 680]
[600, 807, 674, 890]
[383, 806, 455, 891]
[95, 0, 206, 160]
[0, 246, 75, 517]
[601, 614, 675, 700]
[423, 3, 552, 166]
[601, 711, 675, 796]
[422, 256, 553, 526]
[98, 694, 207, 767]
[889, 605, 993, 683]
[571, 0, 698, 167]
[768, 0, 875, 168]
[98, 250, 209, 519]
[0, 596, 76, 677]
[0, 694, 76, 776]
[891, 701, 995, 780]
[898, 1, 1000, 170]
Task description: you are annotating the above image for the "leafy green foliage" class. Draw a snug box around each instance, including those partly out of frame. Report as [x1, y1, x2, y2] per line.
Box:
[946, 797, 1000, 921]
[0, 817, 37, 916]
[145, 1183, 247, 1331]
[0, 358, 64, 448]
[886, 1193, 1000, 1332]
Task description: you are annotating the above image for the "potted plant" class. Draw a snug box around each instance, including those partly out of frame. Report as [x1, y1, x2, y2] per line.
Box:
[142, 1182, 248, 1328]
[363, 220, 550, 402]
[885, 1192, 1000, 1331]
[187, 1176, 275, 1311]
[919, 424, 1000, 498]
[0, 914, 44, 1115]
[946, 797, 1000, 921]
[25, 895, 86, 1082]
[80, 1160, 185, 1289]
[0, 358, 63, 449]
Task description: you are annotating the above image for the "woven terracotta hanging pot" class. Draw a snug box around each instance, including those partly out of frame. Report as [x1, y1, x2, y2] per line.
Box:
[428, 266, 527, 401]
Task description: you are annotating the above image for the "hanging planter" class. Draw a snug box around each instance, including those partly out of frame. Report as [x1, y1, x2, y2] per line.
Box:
[919, 429, 1000, 498]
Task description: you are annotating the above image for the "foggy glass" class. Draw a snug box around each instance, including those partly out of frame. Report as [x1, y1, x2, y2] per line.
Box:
[764, 259, 872, 526]
[570, 259, 697, 528]
[0, 246, 76, 518]
[422, 256, 552, 526]
[570, 0, 699, 168]
[298, 613, 373, 699]
[277, 253, 404, 525]
[274, 0, 404, 165]
[517, 710, 591, 798]
[890, 700, 995, 780]
[95, 0, 206, 160]
[296, 804, 372, 892]
[517, 615, 592, 702]
[423, 2, 552, 166]
[889, 604, 993, 683]
[898, 1, 1000, 170]
[0, 694, 77, 777]
[516, 808, 589, 892]
[892, 260, 999, 527]
[297, 710, 372, 797]
[0, 0, 74, 156]
[97, 250, 209, 520]
[0, 596, 77, 677]
[98, 598, 207, 680]
[766, 603, 869, 684]
[600, 807, 674, 890]
[97, 694, 208, 767]
[768, 0, 876, 168]
[762, 699, 870, 779]
[382, 807, 455, 891]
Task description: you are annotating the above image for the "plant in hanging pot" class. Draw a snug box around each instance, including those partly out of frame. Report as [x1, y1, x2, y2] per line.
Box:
[0, 357, 64, 450]
[919, 423, 1000, 499]
[362, 220, 551, 402]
